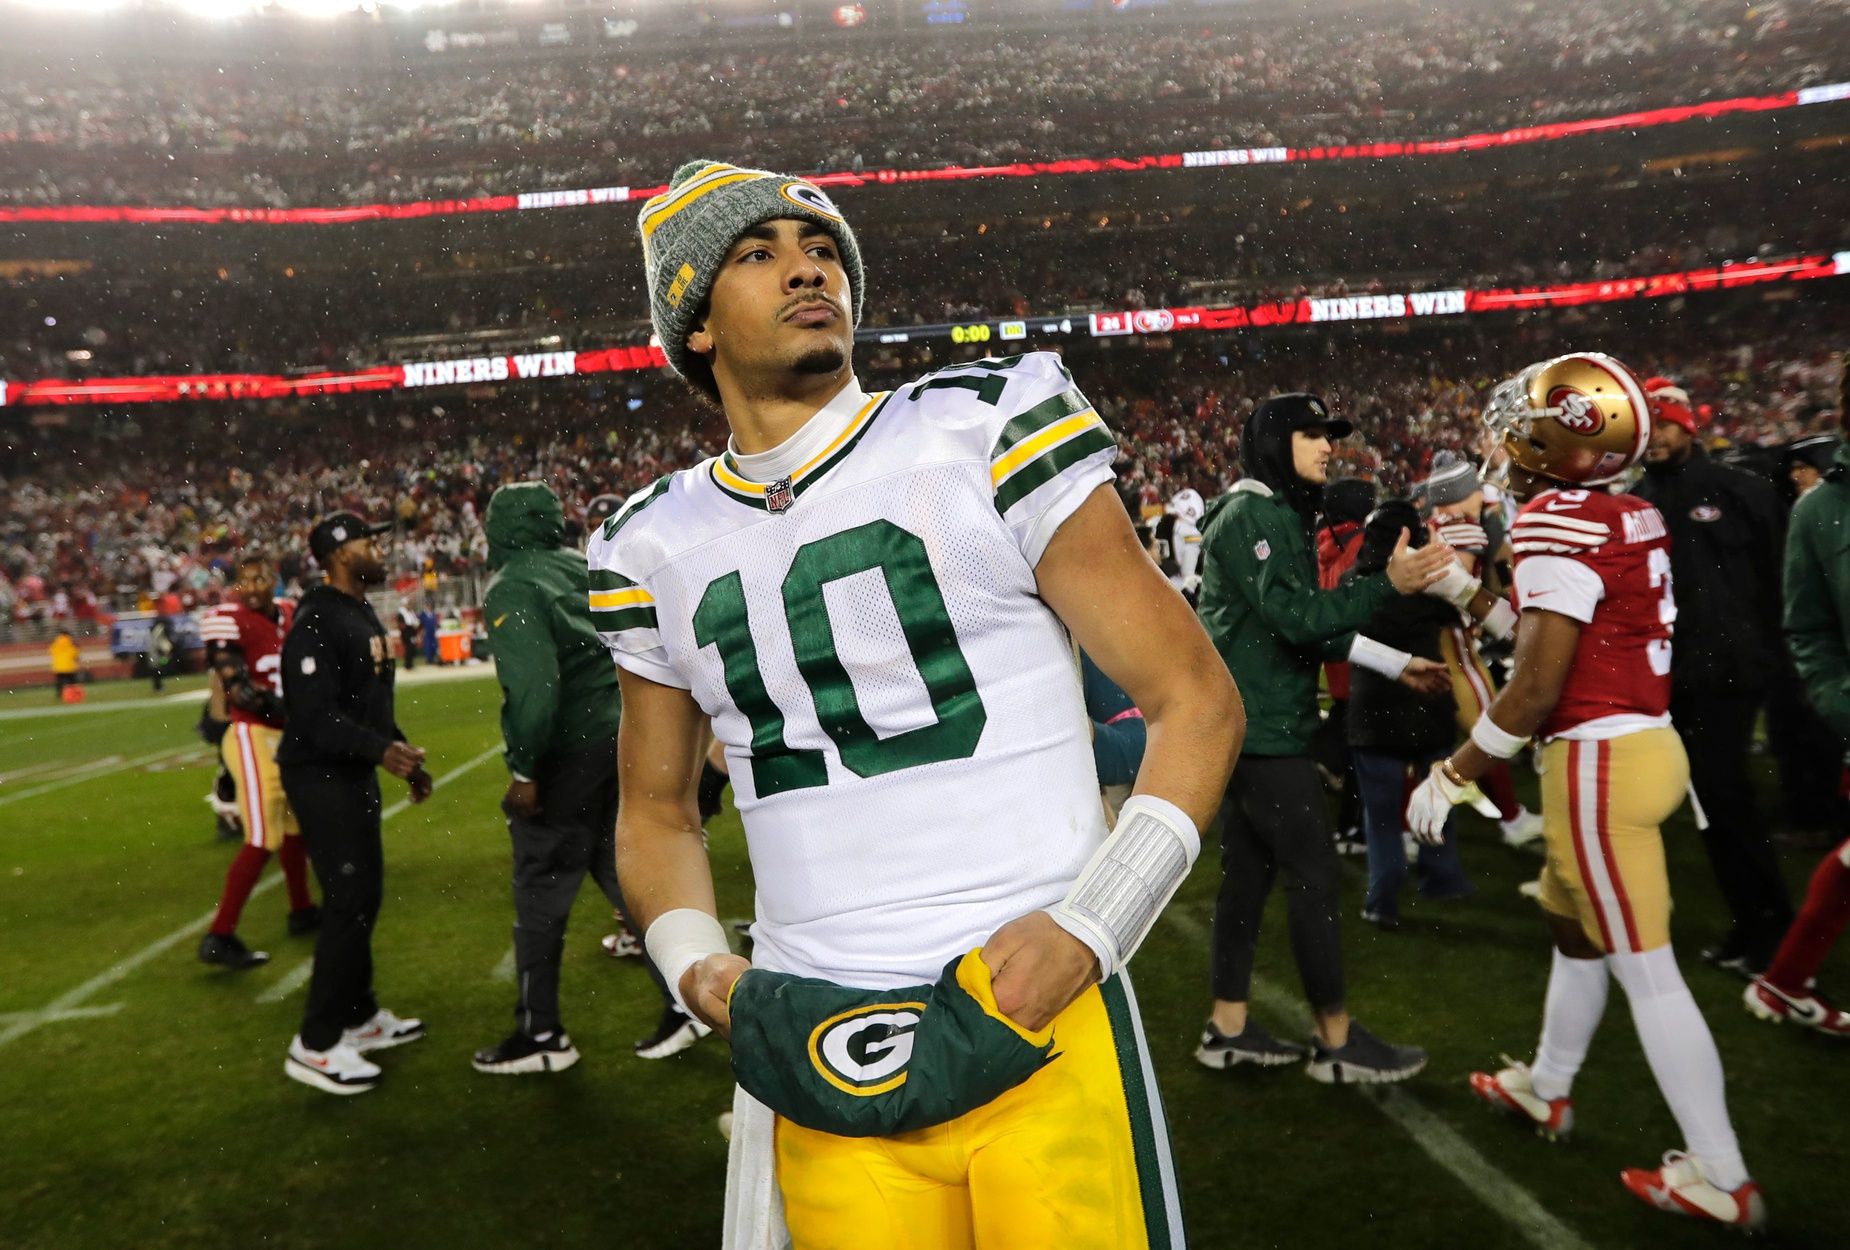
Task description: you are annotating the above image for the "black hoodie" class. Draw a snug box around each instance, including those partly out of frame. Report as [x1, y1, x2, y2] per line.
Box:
[1239, 392, 1348, 521]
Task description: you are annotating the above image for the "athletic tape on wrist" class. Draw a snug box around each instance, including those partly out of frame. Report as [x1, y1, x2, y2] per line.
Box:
[1480, 599, 1519, 641]
[1427, 562, 1483, 610]
[1047, 794, 1200, 980]
[1471, 712, 1529, 760]
[1349, 635, 1412, 680]
[644, 908, 731, 1017]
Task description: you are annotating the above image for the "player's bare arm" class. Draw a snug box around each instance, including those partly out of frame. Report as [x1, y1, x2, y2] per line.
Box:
[614, 665, 748, 1034]
[980, 483, 1242, 1032]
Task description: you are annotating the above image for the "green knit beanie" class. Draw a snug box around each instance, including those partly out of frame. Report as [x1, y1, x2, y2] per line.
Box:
[638, 161, 865, 380]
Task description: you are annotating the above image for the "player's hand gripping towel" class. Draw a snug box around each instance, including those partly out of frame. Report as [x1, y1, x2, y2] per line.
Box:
[728, 949, 1056, 1137]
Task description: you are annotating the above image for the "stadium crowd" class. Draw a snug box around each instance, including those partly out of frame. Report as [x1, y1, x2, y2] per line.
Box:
[3, 165, 1839, 379]
[0, 0, 1842, 207]
[3, 309, 1841, 626]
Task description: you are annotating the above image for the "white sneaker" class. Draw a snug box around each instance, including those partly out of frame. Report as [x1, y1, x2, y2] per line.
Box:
[1499, 807, 1544, 848]
[285, 1035, 380, 1095]
[1620, 1150, 1766, 1230]
[344, 1007, 426, 1053]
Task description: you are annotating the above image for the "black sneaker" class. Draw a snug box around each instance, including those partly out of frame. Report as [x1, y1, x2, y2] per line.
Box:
[634, 1006, 711, 1060]
[287, 905, 321, 937]
[472, 1030, 580, 1075]
[198, 932, 270, 970]
[1307, 1021, 1427, 1085]
[1194, 1020, 1308, 1070]
[1700, 937, 1758, 982]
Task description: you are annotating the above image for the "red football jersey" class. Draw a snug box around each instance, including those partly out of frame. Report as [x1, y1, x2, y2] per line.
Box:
[200, 599, 295, 728]
[1509, 488, 1674, 739]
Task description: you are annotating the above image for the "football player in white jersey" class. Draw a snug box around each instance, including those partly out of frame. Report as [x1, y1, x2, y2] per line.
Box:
[592, 162, 1240, 1249]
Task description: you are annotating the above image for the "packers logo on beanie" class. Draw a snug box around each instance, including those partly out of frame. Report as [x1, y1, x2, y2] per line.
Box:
[726, 950, 1057, 1138]
[637, 161, 865, 381]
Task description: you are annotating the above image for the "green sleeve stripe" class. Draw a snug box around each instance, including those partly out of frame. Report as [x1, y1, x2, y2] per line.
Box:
[588, 569, 638, 592]
[994, 426, 1116, 514]
[589, 605, 659, 633]
[598, 475, 672, 543]
[990, 389, 1093, 459]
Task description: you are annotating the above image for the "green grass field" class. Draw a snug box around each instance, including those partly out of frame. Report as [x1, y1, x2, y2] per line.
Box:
[1, 670, 1843, 1249]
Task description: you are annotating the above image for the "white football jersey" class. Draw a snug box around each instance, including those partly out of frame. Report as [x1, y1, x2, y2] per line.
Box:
[588, 352, 1118, 988]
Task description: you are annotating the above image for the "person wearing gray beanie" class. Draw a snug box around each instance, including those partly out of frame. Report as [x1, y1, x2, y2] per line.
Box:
[596, 158, 1243, 1247]
[1423, 451, 1482, 511]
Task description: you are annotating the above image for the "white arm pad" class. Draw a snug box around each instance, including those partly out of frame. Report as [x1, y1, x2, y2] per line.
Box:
[1349, 634, 1412, 680]
[1470, 711, 1529, 760]
[1424, 562, 1483, 610]
[1479, 598, 1519, 641]
[1046, 794, 1200, 981]
[644, 908, 732, 1016]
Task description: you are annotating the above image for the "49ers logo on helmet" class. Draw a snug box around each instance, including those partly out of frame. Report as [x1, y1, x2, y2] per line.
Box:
[1549, 387, 1604, 435]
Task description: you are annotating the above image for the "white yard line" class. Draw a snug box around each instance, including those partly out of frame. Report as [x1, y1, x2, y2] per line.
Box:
[1163, 910, 1594, 1250]
[491, 947, 516, 983]
[0, 743, 501, 1050]
[255, 958, 315, 1004]
[0, 1003, 124, 1028]
[0, 746, 204, 809]
[0, 665, 495, 723]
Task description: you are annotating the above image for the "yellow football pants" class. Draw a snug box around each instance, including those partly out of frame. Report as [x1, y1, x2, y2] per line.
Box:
[221, 722, 299, 851]
[1538, 728, 1688, 954]
[774, 973, 1183, 1250]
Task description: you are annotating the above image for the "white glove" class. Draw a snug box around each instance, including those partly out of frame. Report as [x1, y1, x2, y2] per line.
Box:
[1434, 520, 1489, 551]
[1406, 761, 1495, 844]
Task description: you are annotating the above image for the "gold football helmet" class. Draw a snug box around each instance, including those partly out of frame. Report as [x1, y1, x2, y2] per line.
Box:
[1482, 352, 1652, 486]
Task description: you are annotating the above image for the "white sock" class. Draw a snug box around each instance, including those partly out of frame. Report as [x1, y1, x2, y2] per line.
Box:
[1530, 949, 1609, 1101]
[1607, 945, 1749, 1191]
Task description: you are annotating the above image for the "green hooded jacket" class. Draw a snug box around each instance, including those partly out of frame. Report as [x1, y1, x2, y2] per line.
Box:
[482, 482, 622, 778]
[1784, 441, 1850, 743]
[1196, 475, 1395, 758]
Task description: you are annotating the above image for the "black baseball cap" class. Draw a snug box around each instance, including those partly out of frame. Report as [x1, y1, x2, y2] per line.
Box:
[1256, 392, 1354, 440]
[308, 512, 392, 563]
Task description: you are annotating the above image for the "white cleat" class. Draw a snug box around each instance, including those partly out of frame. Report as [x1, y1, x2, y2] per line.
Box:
[1620, 1151, 1766, 1231]
[1467, 1057, 1573, 1140]
[1499, 808, 1545, 848]
[344, 1007, 425, 1053]
[285, 1035, 380, 1096]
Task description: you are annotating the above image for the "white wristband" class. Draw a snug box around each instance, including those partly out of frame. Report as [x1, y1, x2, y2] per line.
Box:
[1480, 599, 1519, 641]
[1470, 712, 1529, 760]
[1047, 794, 1201, 980]
[644, 908, 731, 1016]
[1349, 635, 1412, 680]
[1425, 562, 1483, 610]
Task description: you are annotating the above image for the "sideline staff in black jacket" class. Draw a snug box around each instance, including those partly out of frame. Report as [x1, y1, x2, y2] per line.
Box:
[278, 512, 433, 1096]
[1631, 379, 1793, 975]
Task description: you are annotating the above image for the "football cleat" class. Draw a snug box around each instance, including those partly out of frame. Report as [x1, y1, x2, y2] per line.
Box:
[198, 932, 269, 971]
[472, 1030, 581, 1075]
[1498, 808, 1544, 849]
[600, 930, 641, 959]
[1620, 1151, 1766, 1231]
[634, 1006, 711, 1060]
[284, 1035, 380, 1096]
[1468, 1058, 1574, 1140]
[1195, 1020, 1309, 1070]
[344, 1008, 425, 1053]
[1743, 978, 1850, 1038]
[1306, 1022, 1427, 1085]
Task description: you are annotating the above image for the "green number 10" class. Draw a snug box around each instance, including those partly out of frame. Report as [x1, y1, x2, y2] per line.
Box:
[692, 520, 987, 797]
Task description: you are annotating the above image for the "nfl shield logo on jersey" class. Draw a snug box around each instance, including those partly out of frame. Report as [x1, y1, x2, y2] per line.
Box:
[766, 477, 795, 514]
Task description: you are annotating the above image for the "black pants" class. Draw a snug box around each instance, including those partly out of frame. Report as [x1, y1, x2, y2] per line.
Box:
[506, 737, 668, 1037]
[1211, 755, 1346, 1011]
[283, 764, 384, 1051]
[1764, 668, 1848, 832]
[1673, 689, 1794, 963]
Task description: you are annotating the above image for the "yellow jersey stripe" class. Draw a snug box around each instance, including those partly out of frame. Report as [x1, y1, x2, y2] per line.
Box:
[638, 161, 739, 220]
[588, 587, 655, 611]
[712, 392, 888, 495]
[641, 170, 774, 239]
[991, 411, 1104, 485]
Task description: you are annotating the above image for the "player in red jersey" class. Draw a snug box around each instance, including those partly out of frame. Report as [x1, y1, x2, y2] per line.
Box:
[197, 553, 319, 971]
[1407, 353, 1765, 1230]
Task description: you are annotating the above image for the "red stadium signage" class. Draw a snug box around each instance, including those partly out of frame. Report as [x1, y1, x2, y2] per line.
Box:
[2, 255, 1844, 408]
[0, 84, 1841, 227]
